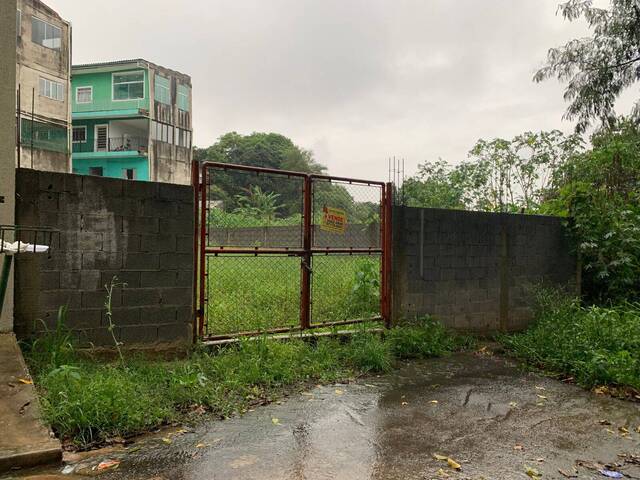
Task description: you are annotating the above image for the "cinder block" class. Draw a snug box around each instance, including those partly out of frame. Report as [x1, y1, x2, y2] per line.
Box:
[123, 180, 158, 199]
[103, 234, 141, 253]
[157, 323, 190, 343]
[176, 305, 193, 324]
[122, 253, 160, 271]
[122, 288, 162, 307]
[136, 306, 177, 324]
[82, 252, 122, 270]
[100, 271, 141, 289]
[104, 307, 141, 327]
[65, 308, 103, 329]
[160, 287, 192, 306]
[141, 199, 178, 217]
[141, 271, 177, 288]
[139, 234, 176, 253]
[158, 218, 193, 235]
[82, 175, 124, 198]
[159, 253, 193, 270]
[176, 235, 193, 253]
[40, 290, 82, 310]
[38, 191, 59, 212]
[176, 270, 193, 287]
[121, 216, 159, 235]
[82, 289, 120, 309]
[82, 214, 123, 233]
[60, 270, 101, 290]
[41, 252, 82, 271]
[158, 183, 193, 202]
[121, 325, 158, 344]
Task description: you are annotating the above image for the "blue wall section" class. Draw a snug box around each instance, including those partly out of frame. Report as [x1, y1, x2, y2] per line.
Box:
[72, 156, 149, 181]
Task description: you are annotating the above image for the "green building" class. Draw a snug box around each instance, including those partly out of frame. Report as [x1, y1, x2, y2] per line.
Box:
[71, 59, 193, 184]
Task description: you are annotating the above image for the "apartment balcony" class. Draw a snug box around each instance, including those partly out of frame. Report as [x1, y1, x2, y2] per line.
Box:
[72, 98, 150, 120]
[73, 136, 149, 159]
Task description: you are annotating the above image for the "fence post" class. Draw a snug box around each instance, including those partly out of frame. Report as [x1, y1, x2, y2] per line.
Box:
[381, 182, 393, 327]
[191, 160, 199, 343]
[300, 175, 312, 330]
[198, 164, 208, 338]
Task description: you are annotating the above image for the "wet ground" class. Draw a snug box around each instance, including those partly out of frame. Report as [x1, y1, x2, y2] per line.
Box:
[4, 352, 640, 479]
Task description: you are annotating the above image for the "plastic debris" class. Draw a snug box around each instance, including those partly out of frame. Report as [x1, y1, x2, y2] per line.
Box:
[97, 459, 120, 471]
[61, 464, 76, 475]
[1, 241, 49, 255]
[599, 470, 624, 478]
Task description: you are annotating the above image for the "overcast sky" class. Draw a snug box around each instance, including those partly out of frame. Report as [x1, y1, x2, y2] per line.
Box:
[44, 0, 628, 181]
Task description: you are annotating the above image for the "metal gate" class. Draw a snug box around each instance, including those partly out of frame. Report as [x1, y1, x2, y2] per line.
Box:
[193, 161, 392, 341]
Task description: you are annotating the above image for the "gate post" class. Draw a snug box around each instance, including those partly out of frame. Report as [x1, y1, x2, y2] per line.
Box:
[198, 164, 208, 338]
[381, 182, 393, 327]
[191, 160, 199, 342]
[300, 175, 312, 330]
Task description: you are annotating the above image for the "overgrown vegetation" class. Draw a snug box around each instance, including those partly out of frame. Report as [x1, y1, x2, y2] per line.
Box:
[24, 315, 470, 448]
[500, 292, 640, 391]
[207, 255, 381, 335]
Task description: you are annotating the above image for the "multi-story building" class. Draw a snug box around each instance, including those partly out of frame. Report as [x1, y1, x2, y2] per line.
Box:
[16, 0, 72, 173]
[71, 59, 193, 184]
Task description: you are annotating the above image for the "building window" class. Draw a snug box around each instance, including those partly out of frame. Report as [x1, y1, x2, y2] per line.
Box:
[123, 169, 136, 180]
[89, 167, 104, 177]
[76, 86, 93, 104]
[39, 77, 64, 101]
[72, 126, 86, 143]
[177, 84, 190, 111]
[154, 75, 171, 105]
[176, 128, 192, 148]
[113, 71, 145, 101]
[21, 119, 68, 153]
[31, 16, 61, 50]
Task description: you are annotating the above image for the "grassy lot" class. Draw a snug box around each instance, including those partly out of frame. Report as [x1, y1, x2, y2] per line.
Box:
[24, 317, 472, 449]
[500, 293, 640, 392]
[206, 255, 381, 334]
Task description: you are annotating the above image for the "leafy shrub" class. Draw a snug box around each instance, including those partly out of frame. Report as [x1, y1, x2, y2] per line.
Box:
[387, 317, 456, 359]
[501, 291, 640, 389]
[346, 332, 392, 373]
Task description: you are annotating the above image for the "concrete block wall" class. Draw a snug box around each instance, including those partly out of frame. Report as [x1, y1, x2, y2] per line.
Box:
[14, 169, 194, 347]
[392, 207, 577, 332]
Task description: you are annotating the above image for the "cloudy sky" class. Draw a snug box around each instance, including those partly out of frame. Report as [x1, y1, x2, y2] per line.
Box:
[45, 0, 622, 181]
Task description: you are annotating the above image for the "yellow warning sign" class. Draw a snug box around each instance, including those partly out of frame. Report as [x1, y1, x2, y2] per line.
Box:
[321, 207, 347, 234]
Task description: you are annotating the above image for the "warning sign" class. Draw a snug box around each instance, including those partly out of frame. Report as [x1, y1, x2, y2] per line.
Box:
[321, 207, 347, 234]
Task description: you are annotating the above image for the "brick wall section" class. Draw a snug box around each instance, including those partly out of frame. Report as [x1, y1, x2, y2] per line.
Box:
[14, 169, 194, 347]
[392, 206, 577, 332]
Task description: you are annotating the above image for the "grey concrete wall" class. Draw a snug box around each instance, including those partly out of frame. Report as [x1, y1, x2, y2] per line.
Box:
[0, 0, 17, 332]
[393, 207, 577, 332]
[14, 169, 194, 347]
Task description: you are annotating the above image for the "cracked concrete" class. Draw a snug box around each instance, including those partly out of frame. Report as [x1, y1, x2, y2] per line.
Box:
[5, 352, 640, 479]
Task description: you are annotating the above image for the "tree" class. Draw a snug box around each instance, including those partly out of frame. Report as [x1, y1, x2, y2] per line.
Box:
[234, 186, 284, 224]
[534, 0, 640, 132]
[542, 119, 640, 302]
[197, 132, 326, 216]
[402, 160, 466, 210]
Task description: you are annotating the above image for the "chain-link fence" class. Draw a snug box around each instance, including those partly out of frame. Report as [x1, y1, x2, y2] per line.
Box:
[196, 163, 391, 340]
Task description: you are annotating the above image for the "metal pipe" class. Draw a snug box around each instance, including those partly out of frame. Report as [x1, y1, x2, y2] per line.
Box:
[300, 175, 312, 330]
[191, 160, 199, 343]
[0, 256, 13, 319]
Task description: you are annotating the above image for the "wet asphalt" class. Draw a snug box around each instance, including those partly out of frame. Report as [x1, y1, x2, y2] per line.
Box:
[5, 352, 640, 479]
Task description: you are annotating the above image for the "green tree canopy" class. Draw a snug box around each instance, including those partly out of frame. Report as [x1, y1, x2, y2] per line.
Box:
[534, 0, 640, 132]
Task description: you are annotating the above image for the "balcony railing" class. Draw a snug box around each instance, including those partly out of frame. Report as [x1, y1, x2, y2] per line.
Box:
[73, 136, 148, 154]
[73, 98, 149, 114]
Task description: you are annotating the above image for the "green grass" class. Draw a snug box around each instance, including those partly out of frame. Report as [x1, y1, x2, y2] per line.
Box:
[25, 317, 469, 448]
[206, 255, 381, 334]
[500, 292, 640, 390]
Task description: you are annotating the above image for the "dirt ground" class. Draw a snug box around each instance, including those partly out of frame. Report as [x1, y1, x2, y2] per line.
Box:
[5, 352, 640, 480]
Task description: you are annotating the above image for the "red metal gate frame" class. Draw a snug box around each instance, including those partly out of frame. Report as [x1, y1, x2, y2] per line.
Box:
[192, 161, 392, 341]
